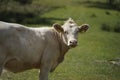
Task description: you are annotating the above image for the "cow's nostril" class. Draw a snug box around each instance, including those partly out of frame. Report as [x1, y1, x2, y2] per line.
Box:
[70, 41, 73, 44]
[75, 41, 77, 44]
[70, 40, 77, 44]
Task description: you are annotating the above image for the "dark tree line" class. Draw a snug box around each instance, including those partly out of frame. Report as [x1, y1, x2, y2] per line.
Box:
[0, 0, 50, 24]
[107, 0, 120, 10]
[0, 0, 32, 4]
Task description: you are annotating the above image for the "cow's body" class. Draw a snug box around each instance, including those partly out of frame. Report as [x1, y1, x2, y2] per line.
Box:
[0, 18, 89, 80]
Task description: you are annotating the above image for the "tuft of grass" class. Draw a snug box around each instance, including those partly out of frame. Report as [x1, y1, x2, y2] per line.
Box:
[101, 23, 111, 31]
[101, 22, 120, 33]
[114, 22, 120, 33]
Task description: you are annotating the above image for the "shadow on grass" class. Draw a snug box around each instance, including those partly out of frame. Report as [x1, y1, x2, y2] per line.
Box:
[0, 5, 66, 25]
[75, 1, 120, 11]
[24, 17, 66, 25]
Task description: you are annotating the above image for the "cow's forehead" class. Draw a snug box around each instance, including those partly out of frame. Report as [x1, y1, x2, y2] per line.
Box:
[66, 18, 75, 24]
[63, 18, 78, 30]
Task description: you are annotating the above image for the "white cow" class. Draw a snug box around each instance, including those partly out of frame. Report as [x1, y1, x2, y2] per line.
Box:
[0, 18, 89, 80]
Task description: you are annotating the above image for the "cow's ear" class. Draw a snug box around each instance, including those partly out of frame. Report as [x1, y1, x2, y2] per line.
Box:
[79, 24, 89, 33]
[53, 23, 64, 33]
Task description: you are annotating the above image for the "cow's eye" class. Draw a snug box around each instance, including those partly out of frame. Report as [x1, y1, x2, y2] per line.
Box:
[64, 31, 68, 34]
[75, 29, 79, 34]
[70, 25, 73, 28]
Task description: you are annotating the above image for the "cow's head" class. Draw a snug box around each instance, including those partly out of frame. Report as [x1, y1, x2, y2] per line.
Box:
[53, 18, 89, 48]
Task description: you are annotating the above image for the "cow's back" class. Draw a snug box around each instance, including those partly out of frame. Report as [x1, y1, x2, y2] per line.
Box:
[0, 22, 46, 72]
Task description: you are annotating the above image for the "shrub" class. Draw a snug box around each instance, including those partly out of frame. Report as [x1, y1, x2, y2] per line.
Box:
[101, 22, 120, 33]
[101, 23, 111, 32]
[90, 13, 97, 18]
[114, 22, 120, 33]
[105, 11, 111, 15]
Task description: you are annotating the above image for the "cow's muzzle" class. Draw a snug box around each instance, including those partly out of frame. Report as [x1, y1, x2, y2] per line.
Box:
[68, 40, 78, 48]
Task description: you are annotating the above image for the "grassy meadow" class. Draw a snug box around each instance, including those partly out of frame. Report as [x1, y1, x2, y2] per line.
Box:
[0, 0, 120, 80]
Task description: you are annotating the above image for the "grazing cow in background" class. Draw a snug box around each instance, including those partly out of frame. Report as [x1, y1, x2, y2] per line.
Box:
[0, 18, 89, 80]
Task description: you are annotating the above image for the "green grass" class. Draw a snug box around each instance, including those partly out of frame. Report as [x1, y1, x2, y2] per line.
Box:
[1, 0, 120, 80]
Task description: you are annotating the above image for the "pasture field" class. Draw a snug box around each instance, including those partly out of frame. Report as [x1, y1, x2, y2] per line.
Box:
[1, 0, 120, 80]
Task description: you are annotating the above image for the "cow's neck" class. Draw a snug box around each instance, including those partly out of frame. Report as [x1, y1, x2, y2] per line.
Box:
[59, 33, 69, 53]
[58, 33, 69, 63]
[52, 30, 69, 63]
